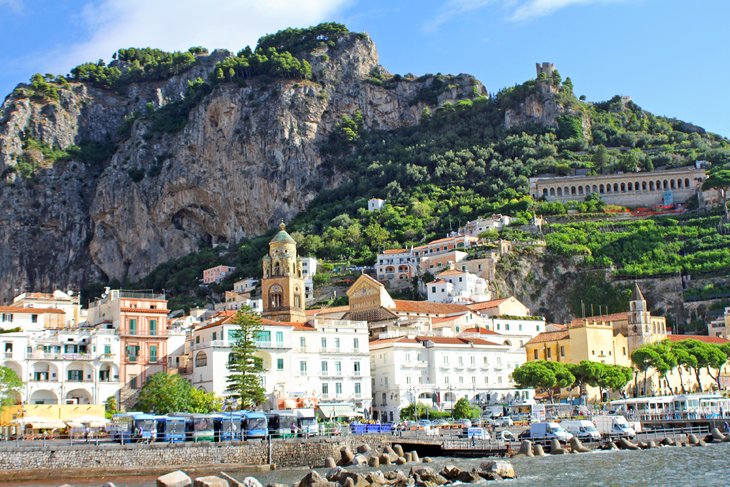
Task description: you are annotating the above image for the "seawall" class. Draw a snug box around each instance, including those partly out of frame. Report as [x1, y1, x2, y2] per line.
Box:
[0, 436, 393, 482]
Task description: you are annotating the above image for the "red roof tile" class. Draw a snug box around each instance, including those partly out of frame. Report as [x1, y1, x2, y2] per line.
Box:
[383, 249, 408, 254]
[393, 300, 470, 315]
[0, 306, 65, 314]
[461, 326, 500, 336]
[466, 298, 509, 311]
[525, 330, 570, 345]
[667, 334, 729, 344]
[570, 312, 628, 327]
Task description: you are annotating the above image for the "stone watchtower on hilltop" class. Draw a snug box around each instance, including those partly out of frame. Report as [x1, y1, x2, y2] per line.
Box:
[261, 222, 307, 323]
[536, 62, 555, 79]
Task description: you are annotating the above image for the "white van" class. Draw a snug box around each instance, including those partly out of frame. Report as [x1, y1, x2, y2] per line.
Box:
[529, 422, 573, 442]
[561, 420, 601, 441]
[593, 415, 636, 438]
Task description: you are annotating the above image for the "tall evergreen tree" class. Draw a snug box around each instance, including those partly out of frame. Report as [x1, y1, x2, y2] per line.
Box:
[226, 307, 266, 409]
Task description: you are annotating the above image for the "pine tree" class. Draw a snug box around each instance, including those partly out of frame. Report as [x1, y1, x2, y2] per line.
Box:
[226, 307, 266, 409]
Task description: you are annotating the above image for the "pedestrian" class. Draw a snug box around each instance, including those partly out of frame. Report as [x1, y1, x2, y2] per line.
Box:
[84, 426, 91, 444]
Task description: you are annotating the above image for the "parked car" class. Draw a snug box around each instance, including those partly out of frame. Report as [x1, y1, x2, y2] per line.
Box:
[432, 419, 449, 428]
[496, 416, 514, 427]
[453, 419, 472, 428]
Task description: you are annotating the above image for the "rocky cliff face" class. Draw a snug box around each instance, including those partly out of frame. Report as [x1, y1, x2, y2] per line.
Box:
[0, 34, 484, 300]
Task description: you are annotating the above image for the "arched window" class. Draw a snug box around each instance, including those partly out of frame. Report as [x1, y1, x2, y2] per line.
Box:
[627, 182, 633, 191]
[663, 180, 669, 189]
[557, 187, 563, 196]
[274, 262, 281, 276]
[613, 183, 619, 192]
[670, 179, 676, 189]
[578, 186, 584, 195]
[649, 181, 655, 191]
[592, 185, 598, 193]
[599, 184, 605, 194]
[676, 179, 682, 189]
[269, 285, 283, 308]
[571, 186, 577, 195]
[621, 182, 626, 192]
[642, 181, 647, 191]
[195, 352, 208, 368]
[549, 188, 555, 196]
[543, 188, 548, 196]
[685, 178, 690, 188]
[294, 286, 301, 308]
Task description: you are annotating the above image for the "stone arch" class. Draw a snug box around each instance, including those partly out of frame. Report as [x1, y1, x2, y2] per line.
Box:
[627, 182, 633, 191]
[649, 181, 655, 191]
[195, 351, 208, 367]
[571, 186, 577, 195]
[564, 186, 570, 196]
[32, 362, 58, 382]
[613, 183, 619, 192]
[670, 179, 676, 189]
[642, 181, 647, 191]
[578, 186, 584, 195]
[656, 180, 661, 190]
[269, 284, 283, 308]
[585, 185, 591, 194]
[274, 261, 281, 276]
[66, 388, 92, 405]
[620, 182, 626, 192]
[549, 187, 555, 196]
[676, 179, 682, 189]
[592, 184, 598, 193]
[599, 184, 605, 194]
[543, 188, 548, 197]
[685, 178, 690, 188]
[557, 187, 563, 196]
[663, 179, 669, 189]
[29, 389, 58, 405]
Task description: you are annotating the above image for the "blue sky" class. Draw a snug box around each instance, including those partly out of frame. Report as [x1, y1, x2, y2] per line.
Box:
[1, 0, 728, 136]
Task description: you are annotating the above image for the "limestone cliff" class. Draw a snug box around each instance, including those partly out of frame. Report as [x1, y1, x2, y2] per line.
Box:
[0, 32, 484, 300]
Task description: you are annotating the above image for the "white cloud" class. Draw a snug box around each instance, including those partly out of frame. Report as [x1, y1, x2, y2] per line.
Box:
[426, 0, 629, 29]
[44, 0, 351, 75]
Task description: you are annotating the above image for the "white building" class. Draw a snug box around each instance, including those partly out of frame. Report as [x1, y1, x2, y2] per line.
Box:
[233, 278, 258, 294]
[0, 307, 121, 405]
[300, 257, 318, 302]
[459, 215, 513, 237]
[189, 313, 372, 416]
[368, 198, 385, 212]
[12, 290, 83, 329]
[707, 308, 730, 339]
[369, 335, 532, 423]
[426, 268, 490, 304]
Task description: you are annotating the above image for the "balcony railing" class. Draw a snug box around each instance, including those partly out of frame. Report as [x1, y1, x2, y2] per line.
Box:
[26, 352, 95, 361]
[255, 341, 288, 350]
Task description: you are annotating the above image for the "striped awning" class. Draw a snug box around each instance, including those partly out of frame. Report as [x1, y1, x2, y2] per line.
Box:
[317, 403, 361, 419]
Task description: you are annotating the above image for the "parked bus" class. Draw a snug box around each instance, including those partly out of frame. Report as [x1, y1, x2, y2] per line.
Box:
[266, 411, 298, 438]
[109, 413, 135, 443]
[242, 411, 268, 439]
[173, 413, 216, 442]
[215, 412, 242, 442]
[155, 415, 187, 443]
[295, 408, 318, 436]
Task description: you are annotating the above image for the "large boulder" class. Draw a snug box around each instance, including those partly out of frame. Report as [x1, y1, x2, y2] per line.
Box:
[569, 437, 591, 453]
[379, 454, 392, 465]
[325, 467, 348, 482]
[157, 471, 193, 487]
[241, 477, 262, 487]
[423, 457, 433, 463]
[688, 434, 700, 445]
[339, 472, 370, 487]
[395, 457, 407, 465]
[533, 444, 547, 457]
[350, 454, 368, 466]
[356, 444, 371, 454]
[339, 447, 355, 465]
[324, 457, 337, 469]
[365, 471, 387, 485]
[383, 470, 409, 487]
[515, 440, 534, 457]
[549, 439, 566, 454]
[393, 444, 405, 457]
[711, 428, 726, 441]
[409, 450, 420, 463]
[455, 469, 482, 483]
[409, 466, 447, 486]
[660, 438, 675, 446]
[479, 460, 516, 479]
[438, 465, 463, 482]
[368, 456, 380, 468]
[296, 471, 336, 487]
[193, 477, 229, 487]
[383, 446, 399, 462]
[617, 438, 639, 450]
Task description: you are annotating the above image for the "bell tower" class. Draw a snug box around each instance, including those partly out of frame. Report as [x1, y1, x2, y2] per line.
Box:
[261, 222, 307, 323]
[628, 283, 652, 351]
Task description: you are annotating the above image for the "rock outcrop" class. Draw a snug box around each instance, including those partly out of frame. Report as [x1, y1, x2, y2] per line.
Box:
[0, 30, 484, 299]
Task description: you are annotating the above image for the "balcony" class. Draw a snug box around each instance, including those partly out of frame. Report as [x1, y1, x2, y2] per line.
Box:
[403, 361, 428, 368]
[255, 341, 289, 350]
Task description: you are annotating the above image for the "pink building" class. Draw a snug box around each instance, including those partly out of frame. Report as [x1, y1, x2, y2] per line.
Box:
[202, 265, 236, 284]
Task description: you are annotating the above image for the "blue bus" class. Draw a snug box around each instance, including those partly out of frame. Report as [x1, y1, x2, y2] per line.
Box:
[266, 411, 297, 438]
[242, 411, 268, 439]
[155, 415, 187, 443]
[215, 412, 242, 442]
[110, 413, 157, 443]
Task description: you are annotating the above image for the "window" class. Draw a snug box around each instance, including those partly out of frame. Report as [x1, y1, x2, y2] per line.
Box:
[622, 347, 627, 356]
[126, 345, 139, 362]
[31, 314, 38, 324]
[104, 344, 111, 355]
[505, 324, 510, 331]
[195, 336, 200, 344]
[335, 338, 340, 350]
[149, 319, 157, 336]
[335, 382, 342, 395]
[256, 330, 271, 344]
[129, 319, 137, 335]
[322, 383, 329, 396]
[212, 332, 216, 341]
[321, 337, 327, 349]
[277, 358, 284, 370]
[130, 374, 138, 389]
[546, 348, 552, 358]
[195, 351, 208, 367]
[353, 338, 359, 351]
[300, 337, 306, 349]
[149, 345, 158, 363]
[560, 346, 565, 357]
[299, 361, 307, 374]
[355, 382, 361, 395]
[269, 284, 283, 308]
[354, 361, 361, 375]
[335, 361, 342, 373]
[496, 324, 500, 330]
[519, 324, 523, 331]
[321, 361, 328, 373]
[68, 370, 83, 381]
[276, 331, 284, 346]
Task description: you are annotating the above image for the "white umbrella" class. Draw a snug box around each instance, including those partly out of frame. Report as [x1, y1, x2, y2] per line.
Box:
[10, 416, 49, 425]
[67, 415, 109, 428]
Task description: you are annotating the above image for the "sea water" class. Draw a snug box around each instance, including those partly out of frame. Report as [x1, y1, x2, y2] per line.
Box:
[12, 442, 730, 487]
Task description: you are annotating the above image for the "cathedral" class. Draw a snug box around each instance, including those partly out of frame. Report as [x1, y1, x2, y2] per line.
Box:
[261, 222, 307, 323]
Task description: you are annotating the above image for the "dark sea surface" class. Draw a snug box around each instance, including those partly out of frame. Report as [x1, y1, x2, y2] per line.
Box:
[12, 442, 730, 487]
